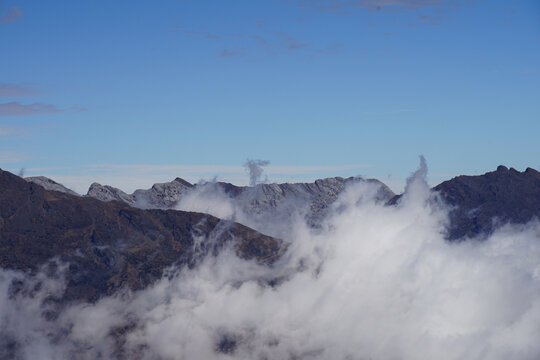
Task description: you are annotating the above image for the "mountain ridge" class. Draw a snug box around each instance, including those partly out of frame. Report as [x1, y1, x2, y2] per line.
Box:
[433, 165, 540, 239]
[23, 165, 540, 240]
[1, 168, 285, 303]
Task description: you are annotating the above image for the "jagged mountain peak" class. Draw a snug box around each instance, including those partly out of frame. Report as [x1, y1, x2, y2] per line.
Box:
[434, 165, 540, 239]
[86, 182, 135, 205]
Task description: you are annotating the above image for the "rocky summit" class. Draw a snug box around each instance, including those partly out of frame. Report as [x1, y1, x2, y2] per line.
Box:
[86, 177, 195, 209]
[386, 165, 540, 239]
[434, 166, 540, 240]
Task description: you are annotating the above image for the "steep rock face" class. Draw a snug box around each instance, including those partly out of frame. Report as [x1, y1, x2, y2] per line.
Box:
[434, 166, 540, 240]
[85, 176, 395, 229]
[87, 182, 136, 205]
[133, 178, 194, 208]
[25, 176, 79, 196]
[0, 169, 285, 303]
[245, 177, 394, 213]
[86, 178, 194, 209]
[225, 177, 395, 228]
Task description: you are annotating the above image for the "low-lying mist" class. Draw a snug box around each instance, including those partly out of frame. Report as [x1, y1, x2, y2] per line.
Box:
[1, 161, 540, 359]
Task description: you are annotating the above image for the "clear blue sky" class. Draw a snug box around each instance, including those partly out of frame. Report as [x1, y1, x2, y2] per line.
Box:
[1, 0, 539, 193]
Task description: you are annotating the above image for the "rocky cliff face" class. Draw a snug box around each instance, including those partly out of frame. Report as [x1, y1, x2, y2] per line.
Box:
[87, 182, 137, 205]
[221, 176, 395, 230]
[386, 165, 540, 240]
[86, 177, 195, 209]
[434, 166, 540, 240]
[0, 169, 285, 303]
[233, 177, 393, 215]
[84, 176, 395, 232]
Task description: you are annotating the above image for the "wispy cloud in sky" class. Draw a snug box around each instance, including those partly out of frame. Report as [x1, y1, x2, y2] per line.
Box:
[0, 125, 18, 136]
[87, 163, 373, 177]
[250, 35, 267, 45]
[221, 48, 239, 58]
[296, 0, 445, 12]
[0, 102, 64, 116]
[0, 4, 21, 24]
[183, 25, 338, 59]
[0, 150, 25, 163]
[277, 32, 309, 51]
[362, 108, 415, 115]
[0, 83, 39, 97]
[70, 105, 89, 113]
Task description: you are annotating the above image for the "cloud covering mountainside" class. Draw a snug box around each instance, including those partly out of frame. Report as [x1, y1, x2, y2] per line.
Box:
[2, 161, 540, 359]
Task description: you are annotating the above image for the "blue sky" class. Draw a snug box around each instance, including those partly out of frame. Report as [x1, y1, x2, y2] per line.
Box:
[1, 0, 539, 193]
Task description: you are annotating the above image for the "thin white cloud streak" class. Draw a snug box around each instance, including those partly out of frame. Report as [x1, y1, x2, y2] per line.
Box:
[0, 102, 63, 116]
[362, 108, 415, 115]
[22, 163, 373, 194]
[297, 0, 445, 12]
[2, 161, 540, 359]
[0, 83, 39, 97]
[0, 151, 25, 163]
[86, 163, 372, 174]
[0, 126, 17, 136]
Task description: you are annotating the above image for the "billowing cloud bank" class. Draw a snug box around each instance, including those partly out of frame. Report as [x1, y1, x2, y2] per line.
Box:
[1, 162, 540, 359]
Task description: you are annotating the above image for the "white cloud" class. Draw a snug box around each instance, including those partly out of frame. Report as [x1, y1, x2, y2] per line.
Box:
[0, 151, 25, 163]
[0, 126, 15, 136]
[2, 160, 540, 359]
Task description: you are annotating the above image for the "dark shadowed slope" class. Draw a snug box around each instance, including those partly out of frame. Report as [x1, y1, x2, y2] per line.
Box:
[0, 169, 285, 303]
[434, 166, 540, 240]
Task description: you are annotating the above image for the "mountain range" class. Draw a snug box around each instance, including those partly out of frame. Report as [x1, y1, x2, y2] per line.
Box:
[0, 165, 538, 304]
[25, 165, 540, 240]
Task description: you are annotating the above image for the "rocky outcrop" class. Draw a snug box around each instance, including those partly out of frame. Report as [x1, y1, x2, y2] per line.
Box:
[86, 182, 136, 205]
[133, 177, 194, 208]
[84, 176, 395, 229]
[434, 165, 540, 240]
[86, 177, 194, 209]
[246, 177, 393, 213]
[0, 169, 285, 303]
[222, 177, 395, 228]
